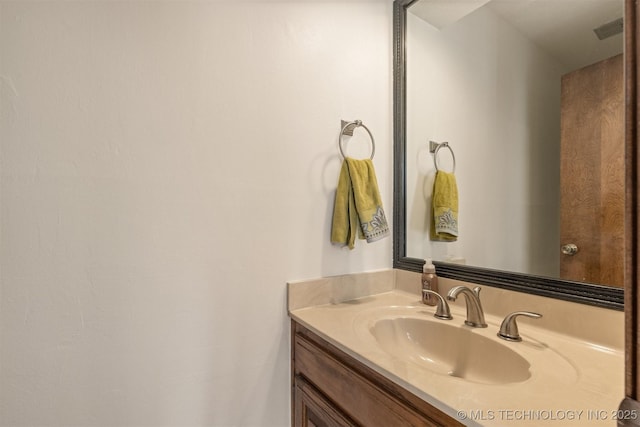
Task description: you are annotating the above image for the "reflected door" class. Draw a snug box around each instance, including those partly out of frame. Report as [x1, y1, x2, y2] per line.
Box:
[560, 54, 624, 287]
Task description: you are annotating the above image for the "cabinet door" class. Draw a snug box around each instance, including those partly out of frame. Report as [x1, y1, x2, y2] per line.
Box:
[294, 377, 355, 427]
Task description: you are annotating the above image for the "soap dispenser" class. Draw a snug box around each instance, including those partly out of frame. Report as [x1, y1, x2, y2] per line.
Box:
[422, 259, 439, 306]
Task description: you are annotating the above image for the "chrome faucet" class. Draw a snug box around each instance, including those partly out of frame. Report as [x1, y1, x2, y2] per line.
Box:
[497, 311, 542, 342]
[447, 286, 488, 328]
[422, 289, 453, 320]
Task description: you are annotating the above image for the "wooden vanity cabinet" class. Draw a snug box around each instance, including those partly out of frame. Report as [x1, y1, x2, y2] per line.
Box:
[291, 321, 462, 427]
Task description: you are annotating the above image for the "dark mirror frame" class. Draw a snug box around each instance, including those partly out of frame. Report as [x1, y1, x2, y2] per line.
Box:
[392, 0, 624, 311]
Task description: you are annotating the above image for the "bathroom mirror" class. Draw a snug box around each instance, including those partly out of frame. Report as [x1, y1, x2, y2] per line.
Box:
[393, 0, 625, 309]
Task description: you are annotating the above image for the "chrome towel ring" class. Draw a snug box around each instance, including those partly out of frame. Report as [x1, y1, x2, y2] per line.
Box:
[339, 120, 375, 159]
[430, 140, 456, 173]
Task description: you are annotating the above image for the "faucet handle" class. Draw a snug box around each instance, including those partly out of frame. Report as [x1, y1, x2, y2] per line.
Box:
[497, 311, 542, 342]
[422, 289, 453, 320]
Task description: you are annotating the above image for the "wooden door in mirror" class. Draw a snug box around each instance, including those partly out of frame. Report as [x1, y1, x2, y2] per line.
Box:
[560, 54, 625, 287]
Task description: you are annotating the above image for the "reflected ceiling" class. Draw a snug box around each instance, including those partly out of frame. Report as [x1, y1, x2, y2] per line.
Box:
[410, 0, 623, 71]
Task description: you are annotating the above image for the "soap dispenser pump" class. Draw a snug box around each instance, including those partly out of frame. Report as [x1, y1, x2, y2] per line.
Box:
[422, 259, 439, 306]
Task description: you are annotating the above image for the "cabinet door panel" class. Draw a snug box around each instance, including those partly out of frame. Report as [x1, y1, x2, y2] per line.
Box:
[294, 377, 355, 427]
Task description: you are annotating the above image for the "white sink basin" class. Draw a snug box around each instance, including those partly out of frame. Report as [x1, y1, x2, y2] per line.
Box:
[353, 305, 579, 388]
[371, 317, 531, 385]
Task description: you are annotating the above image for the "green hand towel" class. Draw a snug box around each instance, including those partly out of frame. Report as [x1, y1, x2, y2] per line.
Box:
[430, 170, 458, 242]
[331, 158, 389, 249]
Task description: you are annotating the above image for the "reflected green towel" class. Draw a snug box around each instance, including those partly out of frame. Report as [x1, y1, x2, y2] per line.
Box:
[430, 171, 458, 241]
[331, 158, 389, 249]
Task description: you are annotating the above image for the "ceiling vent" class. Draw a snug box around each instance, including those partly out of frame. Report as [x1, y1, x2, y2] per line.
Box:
[593, 17, 623, 40]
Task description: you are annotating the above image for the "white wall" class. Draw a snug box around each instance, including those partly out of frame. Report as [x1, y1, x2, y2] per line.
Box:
[0, 2, 392, 426]
[405, 6, 565, 277]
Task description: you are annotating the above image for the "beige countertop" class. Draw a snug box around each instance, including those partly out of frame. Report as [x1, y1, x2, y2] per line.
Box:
[288, 270, 626, 427]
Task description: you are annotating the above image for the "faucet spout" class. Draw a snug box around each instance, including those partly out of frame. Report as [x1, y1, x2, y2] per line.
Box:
[447, 286, 488, 328]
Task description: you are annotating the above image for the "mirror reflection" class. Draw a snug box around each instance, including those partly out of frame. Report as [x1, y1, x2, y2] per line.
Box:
[405, 0, 625, 287]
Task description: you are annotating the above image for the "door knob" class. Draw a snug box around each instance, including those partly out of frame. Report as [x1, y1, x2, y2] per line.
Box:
[561, 243, 579, 255]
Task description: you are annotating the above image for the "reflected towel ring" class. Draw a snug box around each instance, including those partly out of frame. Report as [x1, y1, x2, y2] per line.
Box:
[339, 120, 375, 159]
[431, 141, 456, 173]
